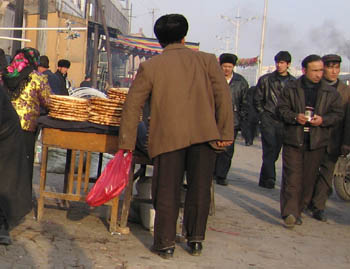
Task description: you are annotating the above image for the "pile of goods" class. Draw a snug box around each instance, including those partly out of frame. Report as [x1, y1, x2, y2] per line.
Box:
[88, 97, 123, 126]
[107, 87, 129, 103]
[48, 88, 142, 126]
[49, 95, 89, 122]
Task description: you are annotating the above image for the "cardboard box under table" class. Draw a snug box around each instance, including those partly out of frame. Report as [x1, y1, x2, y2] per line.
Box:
[36, 116, 130, 234]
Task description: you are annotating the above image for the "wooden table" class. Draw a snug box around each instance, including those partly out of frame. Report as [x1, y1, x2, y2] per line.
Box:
[37, 127, 130, 234]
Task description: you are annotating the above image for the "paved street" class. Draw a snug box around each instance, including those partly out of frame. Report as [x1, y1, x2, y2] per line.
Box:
[1, 136, 350, 268]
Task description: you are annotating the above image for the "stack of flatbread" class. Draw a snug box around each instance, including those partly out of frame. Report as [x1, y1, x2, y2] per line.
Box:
[88, 97, 123, 126]
[107, 88, 129, 103]
[49, 95, 89, 121]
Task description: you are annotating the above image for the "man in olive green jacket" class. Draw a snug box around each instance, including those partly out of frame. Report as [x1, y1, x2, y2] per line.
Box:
[118, 14, 233, 258]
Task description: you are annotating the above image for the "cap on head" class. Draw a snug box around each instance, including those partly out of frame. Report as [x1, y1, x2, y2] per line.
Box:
[322, 54, 342, 65]
[57, 59, 71, 68]
[219, 53, 238, 66]
[154, 14, 188, 47]
[274, 51, 291, 63]
[301, 54, 322, 69]
[39, 55, 49, 68]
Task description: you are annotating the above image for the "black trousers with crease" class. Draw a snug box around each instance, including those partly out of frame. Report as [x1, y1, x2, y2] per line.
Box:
[152, 143, 216, 250]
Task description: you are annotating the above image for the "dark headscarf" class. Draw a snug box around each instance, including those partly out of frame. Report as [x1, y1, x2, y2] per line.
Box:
[3, 47, 40, 99]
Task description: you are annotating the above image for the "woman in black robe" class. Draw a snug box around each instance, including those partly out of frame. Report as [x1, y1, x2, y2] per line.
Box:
[0, 85, 32, 245]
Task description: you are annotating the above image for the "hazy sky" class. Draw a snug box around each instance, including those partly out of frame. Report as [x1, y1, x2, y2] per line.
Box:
[130, 0, 350, 70]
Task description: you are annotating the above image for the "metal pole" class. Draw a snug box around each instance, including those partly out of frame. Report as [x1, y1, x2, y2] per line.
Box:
[0, 27, 87, 31]
[12, 0, 24, 56]
[257, 0, 268, 82]
[0, 36, 30, 42]
[98, 0, 113, 88]
[37, 0, 48, 55]
[234, 8, 240, 55]
[91, 0, 99, 88]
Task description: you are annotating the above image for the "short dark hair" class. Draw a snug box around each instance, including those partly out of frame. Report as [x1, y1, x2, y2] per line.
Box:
[154, 14, 188, 48]
[301, 54, 322, 69]
[57, 59, 71, 68]
[274, 51, 291, 63]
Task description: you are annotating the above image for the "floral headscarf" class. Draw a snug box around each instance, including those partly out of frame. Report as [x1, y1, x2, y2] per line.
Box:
[3, 47, 40, 98]
[5, 47, 39, 79]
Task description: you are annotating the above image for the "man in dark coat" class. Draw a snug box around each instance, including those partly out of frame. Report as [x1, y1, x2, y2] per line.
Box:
[308, 54, 350, 222]
[241, 86, 259, 146]
[254, 51, 296, 189]
[278, 54, 343, 228]
[213, 53, 249, 185]
[118, 14, 233, 258]
[38, 55, 61, 94]
[53, 59, 71, 95]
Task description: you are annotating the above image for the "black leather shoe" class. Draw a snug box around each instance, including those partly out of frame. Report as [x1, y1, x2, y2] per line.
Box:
[259, 178, 275, 189]
[151, 246, 175, 259]
[187, 242, 203, 256]
[313, 209, 327, 222]
[0, 210, 11, 245]
[216, 177, 228, 186]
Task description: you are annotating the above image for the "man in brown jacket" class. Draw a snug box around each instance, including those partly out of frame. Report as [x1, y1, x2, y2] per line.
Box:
[118, 14, 234, 258]
[308, 54, 350, 221]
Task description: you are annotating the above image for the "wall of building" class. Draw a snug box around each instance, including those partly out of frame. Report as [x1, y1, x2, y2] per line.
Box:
[0, 1, 15, 56]
[26, 12, 88, 88]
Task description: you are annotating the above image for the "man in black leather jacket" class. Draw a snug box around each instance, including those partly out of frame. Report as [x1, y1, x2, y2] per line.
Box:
[214, 53, 249, 185]
[254, 51, 296, 189]
[278, 54, 343, 228]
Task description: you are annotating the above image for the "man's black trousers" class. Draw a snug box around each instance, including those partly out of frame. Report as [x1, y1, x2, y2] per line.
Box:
[152, 143, 216, 250]
[259, 113, 284, 186]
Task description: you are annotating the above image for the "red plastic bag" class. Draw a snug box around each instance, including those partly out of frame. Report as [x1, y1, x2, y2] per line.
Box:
[86, 150, 133, 207]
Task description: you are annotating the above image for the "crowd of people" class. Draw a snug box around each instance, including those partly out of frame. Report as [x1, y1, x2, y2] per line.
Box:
[119, 13, 350, 259]
[0, 12, 349, 261]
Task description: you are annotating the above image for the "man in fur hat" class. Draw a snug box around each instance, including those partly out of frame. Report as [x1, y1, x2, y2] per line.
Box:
[308, 54, 350, 222]
[54, 59, 71, 95]
[254, 51, 296, 189]
[118, 14, 233, 258]
[213, 53, 249, 186]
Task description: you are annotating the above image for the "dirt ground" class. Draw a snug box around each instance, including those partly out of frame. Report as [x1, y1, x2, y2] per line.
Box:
[1, 136, 350, 268]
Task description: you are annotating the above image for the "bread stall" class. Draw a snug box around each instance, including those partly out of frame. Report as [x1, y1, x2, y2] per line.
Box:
[37, 88, 135, 234]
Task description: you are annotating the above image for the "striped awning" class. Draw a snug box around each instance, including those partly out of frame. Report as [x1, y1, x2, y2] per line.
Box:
[110, 34, 200, 58]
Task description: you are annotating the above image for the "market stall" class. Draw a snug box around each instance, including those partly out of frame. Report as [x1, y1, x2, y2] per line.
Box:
[37, 90, 135, 234]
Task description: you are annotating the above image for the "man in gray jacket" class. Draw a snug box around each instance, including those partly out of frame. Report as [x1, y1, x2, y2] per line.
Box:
[278, 54, 343, 228]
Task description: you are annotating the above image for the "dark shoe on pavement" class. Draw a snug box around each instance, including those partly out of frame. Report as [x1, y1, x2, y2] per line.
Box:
[313, 209, 327, 222]
[0, 210, 11, 245]
[151, 246, 175, 259]
[187, 241, 203, 256]
[216, 177, 228, 186]
[295, 217, 302, 225]
[259, 178, 275, 189]
[283, 214, 296, 229]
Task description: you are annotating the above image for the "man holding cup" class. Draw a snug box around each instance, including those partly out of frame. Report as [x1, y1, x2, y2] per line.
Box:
[277, 54, 343, 228]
